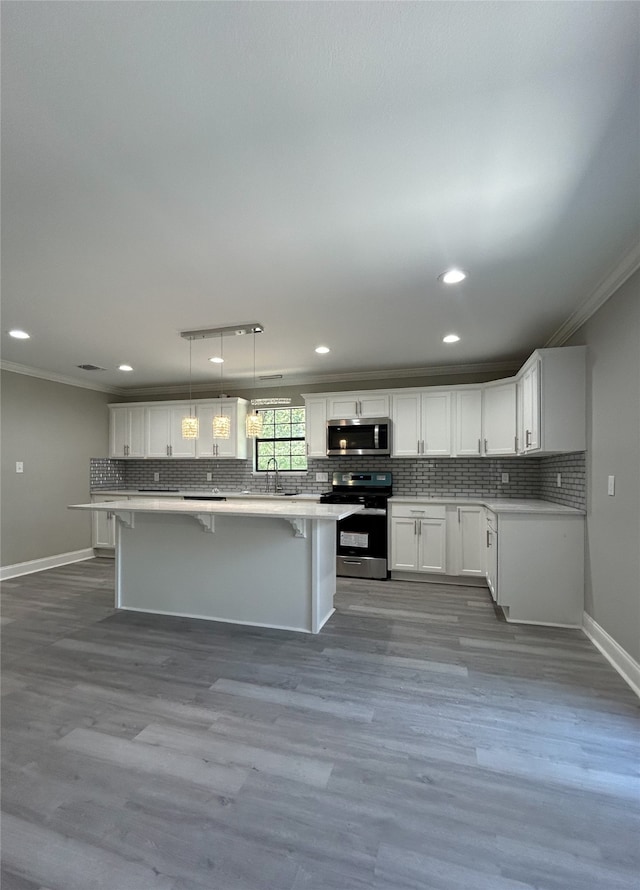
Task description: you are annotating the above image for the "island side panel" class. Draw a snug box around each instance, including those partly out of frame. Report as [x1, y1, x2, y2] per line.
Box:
[311, 519, 339, 633]
[115, 512, 317, 632]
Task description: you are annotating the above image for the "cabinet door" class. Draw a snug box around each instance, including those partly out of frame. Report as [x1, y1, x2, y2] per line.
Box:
[418, 518, 447, 572]
[483, 382, 517, 456]
[390, 518, 418, 570]
[305, 398, 328, 458]
[128, 407, 146, 457]
[358, 394, 390, 417]
[485, 516, 498, 601]
[391, 392, 421, 457]
[146, 406, 171, 457]
[91, 495, 124, 548]
[169, 406, 197, 458]
[521, 361, 540, 451]
[421, 392, 451, 456]
[454, 390, 482, 456]
[456, 506, 484, 576]
[109, 407, 129, 457]
[327, 396, 360, 419]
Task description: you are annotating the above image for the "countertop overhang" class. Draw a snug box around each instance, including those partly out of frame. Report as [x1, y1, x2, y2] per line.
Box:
[72, 497, 362, 522]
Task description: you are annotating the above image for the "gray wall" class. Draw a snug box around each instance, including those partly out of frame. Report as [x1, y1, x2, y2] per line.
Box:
[568, 269, 640, 662]
[1, 371, 111, 566]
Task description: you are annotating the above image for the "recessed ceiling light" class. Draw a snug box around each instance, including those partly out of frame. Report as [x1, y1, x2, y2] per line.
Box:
[118, 364, 134, 371]
[8, 329, 30, 339]
[439, 269, 467, 284]
[208, 356, 224, 364]
[315, 345, 330, 354]
[443, 334, 460, 344]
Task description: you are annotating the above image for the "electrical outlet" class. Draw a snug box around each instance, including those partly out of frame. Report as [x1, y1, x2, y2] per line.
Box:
[556, 473, 562, 487]
[608, 475, 615, 496]
[153, 472, 160, 482]
[315, 472, 329, 483]
[15, 461, 24, 474]
[206, 472, 213, 482]
[501, 473, 509, 484]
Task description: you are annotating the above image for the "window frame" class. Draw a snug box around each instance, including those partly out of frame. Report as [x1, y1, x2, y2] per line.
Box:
[253, 406, 308, 474]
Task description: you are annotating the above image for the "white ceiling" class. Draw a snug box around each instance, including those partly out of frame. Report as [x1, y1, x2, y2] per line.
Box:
[2, 1, 639, 394]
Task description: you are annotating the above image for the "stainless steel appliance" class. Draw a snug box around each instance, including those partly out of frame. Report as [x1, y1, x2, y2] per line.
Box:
[326, 418, 391, 456]
[320, 471, 392, 579]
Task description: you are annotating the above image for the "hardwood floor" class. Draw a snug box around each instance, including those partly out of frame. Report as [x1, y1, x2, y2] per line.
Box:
[1, 558, 638, 890]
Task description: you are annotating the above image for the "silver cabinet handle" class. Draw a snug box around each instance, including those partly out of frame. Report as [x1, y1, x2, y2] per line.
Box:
[486, 529, 491, 547]
[526, 430, 532, 447]
[421, 440, 425, 454]
[409, 509, 425, 514]
[414, 519, 418, 535]
[457, 507, 460, 523]
[484, 438, 488, 453]
[514, 436, 518, 452]
[478, 438, 481, 454]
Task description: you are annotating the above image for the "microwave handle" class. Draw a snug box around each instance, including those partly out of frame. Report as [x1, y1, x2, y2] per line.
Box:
[374, 424, 379, 449]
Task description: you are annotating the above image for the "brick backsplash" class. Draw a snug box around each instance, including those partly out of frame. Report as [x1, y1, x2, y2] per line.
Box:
[90, 452, 585, 508]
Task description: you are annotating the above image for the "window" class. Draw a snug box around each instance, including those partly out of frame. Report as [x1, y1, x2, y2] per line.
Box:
[255, 407, 307, 472]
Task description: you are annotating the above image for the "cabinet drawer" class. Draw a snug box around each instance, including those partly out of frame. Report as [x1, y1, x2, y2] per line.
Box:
[390, 503, 446, 520]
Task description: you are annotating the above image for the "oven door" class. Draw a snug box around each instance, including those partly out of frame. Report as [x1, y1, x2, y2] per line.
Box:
[335, 508, 388, 580]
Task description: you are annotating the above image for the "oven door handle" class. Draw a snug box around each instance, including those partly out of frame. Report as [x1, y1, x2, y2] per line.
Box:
[356, 508, 387, 516]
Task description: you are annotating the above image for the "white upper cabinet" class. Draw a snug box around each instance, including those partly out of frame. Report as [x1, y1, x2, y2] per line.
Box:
[109, 406, 145, 458]
[146, 404, 196, 459]
[327, 392, 389, 419]
[482, 381, 517, 456]
[517, 347, 586, 454]
[391, 391, 452, 457]
[422, 392, 452, 456]
[453, 389, 482, 457]
[304, 397, 328, 458]
[195, 400, 248, 459]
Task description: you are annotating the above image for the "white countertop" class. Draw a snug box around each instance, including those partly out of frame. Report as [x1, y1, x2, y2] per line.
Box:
[91, 489, 320, 501]
[389, 496, 584, 515]
[73, 497, 361, 522]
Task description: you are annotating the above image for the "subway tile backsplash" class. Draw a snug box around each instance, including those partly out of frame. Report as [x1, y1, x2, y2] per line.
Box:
[91, 452, 585, 509]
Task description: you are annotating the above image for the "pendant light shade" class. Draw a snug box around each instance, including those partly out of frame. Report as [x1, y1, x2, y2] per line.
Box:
[182, 337, 199, 439]
[245, 330, 263, 438]
[181, 416, 199, 439]
[212, 334, 231, 439]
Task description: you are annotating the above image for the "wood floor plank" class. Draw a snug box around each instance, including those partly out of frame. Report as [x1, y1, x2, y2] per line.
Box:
[2, 557, 638, 889]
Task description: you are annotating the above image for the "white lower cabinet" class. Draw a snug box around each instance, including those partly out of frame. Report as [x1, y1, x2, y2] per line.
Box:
[488, 511, 584, 626]
[91, 495, 128, 550]
[390, 504, 447, 574]
[450, 505, 484, 576]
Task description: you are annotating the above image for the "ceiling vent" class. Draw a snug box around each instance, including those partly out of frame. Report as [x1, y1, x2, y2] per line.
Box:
[76, 364, 106, 371]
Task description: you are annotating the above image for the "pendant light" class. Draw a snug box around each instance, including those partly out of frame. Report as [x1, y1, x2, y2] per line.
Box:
[245, 329, 263, 438]
[181, 337, 199, 439]
[212, 334, 231, 439]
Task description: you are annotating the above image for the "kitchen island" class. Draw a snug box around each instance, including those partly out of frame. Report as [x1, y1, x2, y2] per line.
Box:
[69, 498, 362, 633]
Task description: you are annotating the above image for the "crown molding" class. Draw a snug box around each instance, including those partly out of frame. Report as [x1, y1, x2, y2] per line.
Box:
[546, 241, 640, 347]
[118, 359, 523, 399]
[0, 361, 126, 395]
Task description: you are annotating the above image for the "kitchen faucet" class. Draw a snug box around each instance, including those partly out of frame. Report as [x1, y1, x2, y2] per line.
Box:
[265, 457, 281, 493]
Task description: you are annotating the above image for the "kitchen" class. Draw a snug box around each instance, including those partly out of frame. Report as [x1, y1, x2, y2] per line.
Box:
[1, 3, 639, 889]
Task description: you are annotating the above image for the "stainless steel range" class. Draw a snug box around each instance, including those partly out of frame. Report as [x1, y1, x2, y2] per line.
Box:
[320, 472, 392, 580]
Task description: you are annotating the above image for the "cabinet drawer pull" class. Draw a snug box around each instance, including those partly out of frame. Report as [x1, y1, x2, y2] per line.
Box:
[409, 509, 425, 514]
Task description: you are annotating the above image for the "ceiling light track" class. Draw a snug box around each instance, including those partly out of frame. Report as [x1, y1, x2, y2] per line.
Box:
[180, 323, 264, 341]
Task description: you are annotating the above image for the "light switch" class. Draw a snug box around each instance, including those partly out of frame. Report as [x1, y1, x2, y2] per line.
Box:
[607, 475, 615, 496]
[15, 461, 24, 474]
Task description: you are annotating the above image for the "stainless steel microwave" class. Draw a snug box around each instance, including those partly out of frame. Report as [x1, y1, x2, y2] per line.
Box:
[326, 418, 391, 456]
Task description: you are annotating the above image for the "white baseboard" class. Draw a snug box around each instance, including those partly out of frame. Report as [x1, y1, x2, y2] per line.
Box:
[0, 548, 95, 582]
[583, 612, 640, 699]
